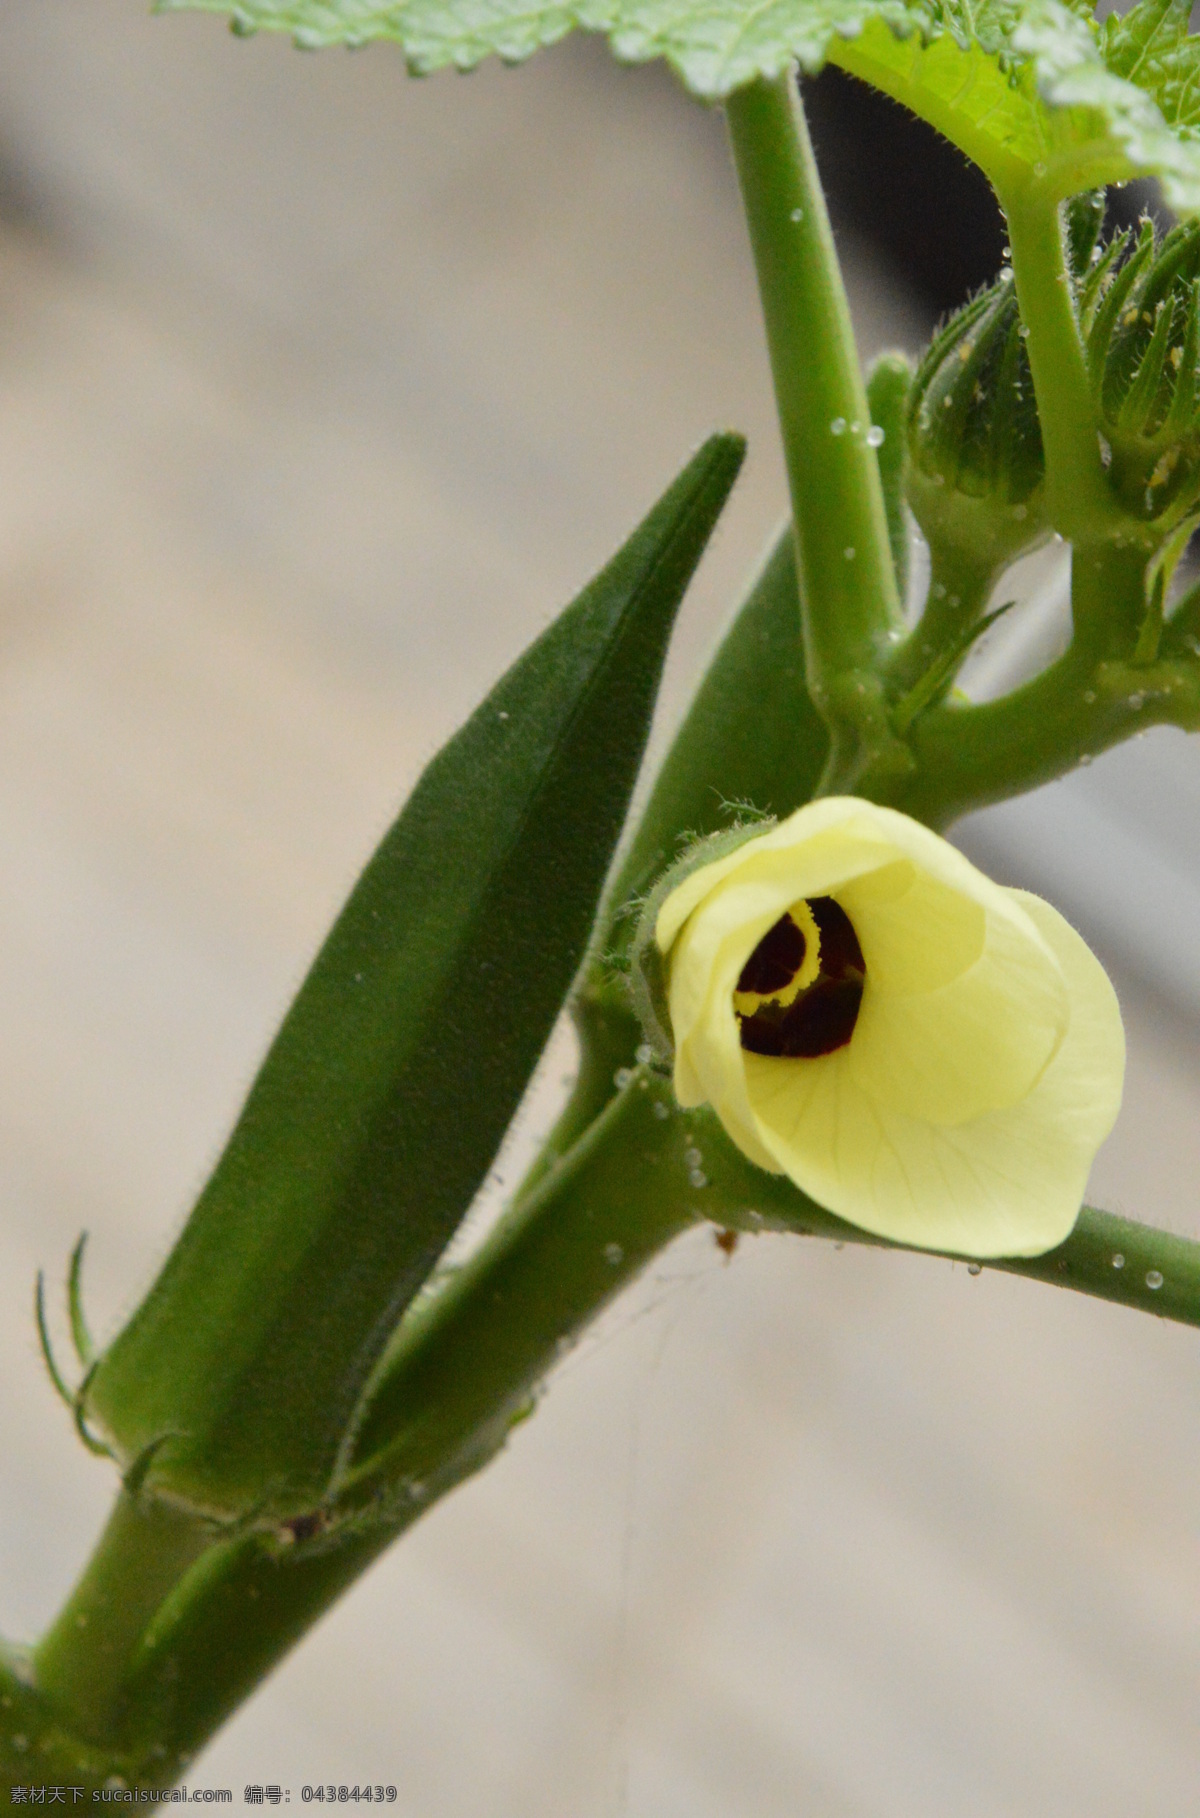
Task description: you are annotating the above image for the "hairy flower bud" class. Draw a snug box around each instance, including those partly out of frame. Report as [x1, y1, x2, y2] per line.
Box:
[906, 271, 1048, 575]
[1082, 217, 1200, 529]
[905, 194, 1108, 573]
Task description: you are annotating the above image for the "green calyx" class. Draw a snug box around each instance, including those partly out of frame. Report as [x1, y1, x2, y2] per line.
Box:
[905, 195, 1111, 579]
[905, 191, 1200, 602]
[624, 819, 774, 1067]
[906, 269, 1048, 576]
[1082, 214, 1200, 532]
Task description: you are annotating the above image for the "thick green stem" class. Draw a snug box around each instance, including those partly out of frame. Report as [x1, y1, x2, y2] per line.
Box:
[345, 1073, 698, 1481]
[1003, 189, 1113, 542]
[1071, 536, 1150, 659]
[886, 548, 997, 698]
[514, 996, 640, 1203]
[33, 1492, 211, 1745]
[891, 644, 1200, 826]
[725, 74, 902, 755]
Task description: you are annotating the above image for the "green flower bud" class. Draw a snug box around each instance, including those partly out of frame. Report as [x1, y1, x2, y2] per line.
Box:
[1081, 217, 1200, 530]
[905, 194, 1106, 576]
[906, 271, 1048, 576]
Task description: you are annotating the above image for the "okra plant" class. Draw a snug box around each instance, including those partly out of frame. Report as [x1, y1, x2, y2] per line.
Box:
[6, 0, 1200, 1790]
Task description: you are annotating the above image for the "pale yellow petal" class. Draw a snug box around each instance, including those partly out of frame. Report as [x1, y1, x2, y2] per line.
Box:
[836, 859, 984, 994]
[743, 887, 1124, 1257]
[655, 797, 901, 954]
[669, 879, 794, 1170]
[656, 798, 1124, 1259]
[846, 890, 1068, 1124]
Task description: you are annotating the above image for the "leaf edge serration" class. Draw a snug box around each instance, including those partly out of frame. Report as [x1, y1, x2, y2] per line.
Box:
[153, 0, 1200, 212]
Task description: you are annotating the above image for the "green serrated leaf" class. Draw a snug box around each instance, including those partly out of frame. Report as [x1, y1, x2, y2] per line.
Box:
[161, 0, 1200, 214]
[84, 432, 744, 1523]
[831, 0, 1200, 210]
[159, 0, 583, 63]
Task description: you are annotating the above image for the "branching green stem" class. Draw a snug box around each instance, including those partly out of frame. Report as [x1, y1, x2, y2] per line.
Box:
[892, 644, 1200, 826]
[33, 1494, 212, 1746]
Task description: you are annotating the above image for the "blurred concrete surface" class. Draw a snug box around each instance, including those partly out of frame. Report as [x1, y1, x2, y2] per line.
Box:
[0, 4, 1195, 1813]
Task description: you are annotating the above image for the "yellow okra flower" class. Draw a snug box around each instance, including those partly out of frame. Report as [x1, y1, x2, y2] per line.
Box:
[655, 799, 1124, 1258]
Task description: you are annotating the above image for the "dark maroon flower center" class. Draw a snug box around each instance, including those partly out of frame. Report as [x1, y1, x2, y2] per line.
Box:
[735, 897, 865, 1058]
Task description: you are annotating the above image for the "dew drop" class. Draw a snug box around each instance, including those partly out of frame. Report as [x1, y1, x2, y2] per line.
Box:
[844, 546, 856, 561]
[496, 709, 510, 720]
[967, 1261, 983, 1276]
[635, 1042, 654, 1065]
[613, 1067, 633, 1089]
[1146, 1268, 1164, 1290]
[684, 1145, 703, 1166]
[790, 206, 805, 222]
[866, 424, 885, 447]
[1011, 503, 1028, 520]
[1083, 689, 1097, 704]
[850, 421, 862, 435]
[688, 1169, 709, 1190]
[1111, 1252, 1126, 1269]
[651, 1100, 670, 1119]
[1078, 753, 1093, 766]
[604, 1242, 625, 1266]
[830, 417, 846, 436]
[1128, 691, 1145, 710]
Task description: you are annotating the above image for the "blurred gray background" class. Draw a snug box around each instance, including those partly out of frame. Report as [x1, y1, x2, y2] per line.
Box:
[0, 4, 1196, 1812]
